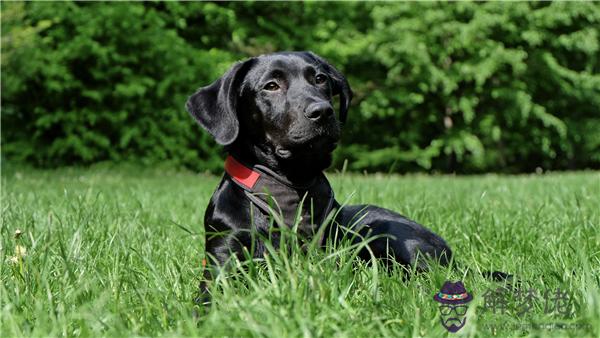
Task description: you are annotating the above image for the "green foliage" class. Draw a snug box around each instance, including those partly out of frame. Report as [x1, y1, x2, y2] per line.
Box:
[1, 2, 228, 171]
[2, 2, 599, 173]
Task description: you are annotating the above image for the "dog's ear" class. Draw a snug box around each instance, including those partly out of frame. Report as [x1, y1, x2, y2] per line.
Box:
[186, 59, 256, 145]
[303, 52, 353, 123]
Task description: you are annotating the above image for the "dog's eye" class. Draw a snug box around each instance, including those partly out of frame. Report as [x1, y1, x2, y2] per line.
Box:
[263, 82, 280, 91]
[315, 74, 328, 85]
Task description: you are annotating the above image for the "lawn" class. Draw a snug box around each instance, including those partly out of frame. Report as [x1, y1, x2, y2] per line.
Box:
[1, 165, 599, 337]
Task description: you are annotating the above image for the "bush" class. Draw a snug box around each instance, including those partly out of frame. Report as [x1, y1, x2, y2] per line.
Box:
[2, 2, 599, 173]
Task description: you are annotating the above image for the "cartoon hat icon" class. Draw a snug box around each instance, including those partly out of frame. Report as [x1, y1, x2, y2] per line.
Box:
[433, 281, 473, 304]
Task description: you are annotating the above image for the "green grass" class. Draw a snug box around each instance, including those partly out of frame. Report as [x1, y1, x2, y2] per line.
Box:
[1, 165, 599, 337]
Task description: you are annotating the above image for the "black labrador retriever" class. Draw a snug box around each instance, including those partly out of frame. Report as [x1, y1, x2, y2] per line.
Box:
[186, 51, 451, 303]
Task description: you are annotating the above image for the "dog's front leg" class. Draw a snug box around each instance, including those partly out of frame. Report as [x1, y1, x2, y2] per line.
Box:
[195, 215, 273, 310]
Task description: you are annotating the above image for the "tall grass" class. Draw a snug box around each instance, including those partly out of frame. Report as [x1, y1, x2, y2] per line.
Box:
[1, 165, 599, 337]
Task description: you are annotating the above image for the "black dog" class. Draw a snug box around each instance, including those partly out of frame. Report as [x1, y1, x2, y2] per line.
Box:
[186, 51, 451, 303]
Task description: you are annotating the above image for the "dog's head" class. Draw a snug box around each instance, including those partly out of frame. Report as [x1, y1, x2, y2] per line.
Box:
[186, 51, 352, 177]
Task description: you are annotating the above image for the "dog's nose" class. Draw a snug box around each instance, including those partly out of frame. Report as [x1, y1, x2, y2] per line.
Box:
[304, 102, 334, 121]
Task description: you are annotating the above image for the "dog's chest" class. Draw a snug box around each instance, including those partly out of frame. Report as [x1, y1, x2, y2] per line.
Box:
[246, 174, 334, 235]
[219, 156, 336, 238]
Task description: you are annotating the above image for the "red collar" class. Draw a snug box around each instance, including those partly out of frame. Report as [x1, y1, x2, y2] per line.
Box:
[224, 156, 260, 189]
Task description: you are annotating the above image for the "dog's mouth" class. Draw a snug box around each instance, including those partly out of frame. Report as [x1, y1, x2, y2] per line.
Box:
[275, 135, 338, 159]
